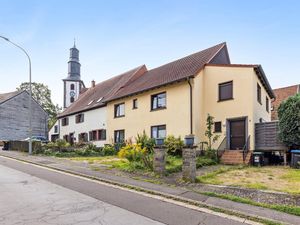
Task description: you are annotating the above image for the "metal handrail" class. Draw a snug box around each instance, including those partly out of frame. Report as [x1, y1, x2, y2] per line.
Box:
[243, 135, 251, 162]
[217, 136, 227, 158]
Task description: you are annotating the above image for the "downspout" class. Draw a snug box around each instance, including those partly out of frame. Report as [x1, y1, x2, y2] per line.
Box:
[187, 78, 193, 134]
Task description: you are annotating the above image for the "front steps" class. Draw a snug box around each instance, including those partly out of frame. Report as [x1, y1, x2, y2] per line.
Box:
[220, 150, 252, 165]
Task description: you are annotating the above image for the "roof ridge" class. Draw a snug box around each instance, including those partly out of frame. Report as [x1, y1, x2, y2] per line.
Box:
[147, 42, 226, 72]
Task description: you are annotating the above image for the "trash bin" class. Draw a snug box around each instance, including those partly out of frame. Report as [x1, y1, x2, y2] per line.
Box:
[290, 150, 300, 168]
[2, 141, 9, 150]
[253, 152, 264, 166]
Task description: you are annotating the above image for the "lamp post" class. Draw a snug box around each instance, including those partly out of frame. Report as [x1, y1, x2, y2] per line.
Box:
[0, 36, 33, 155]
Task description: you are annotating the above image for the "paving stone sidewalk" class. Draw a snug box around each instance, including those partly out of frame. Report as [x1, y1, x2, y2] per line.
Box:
[0, 150, 299, 225]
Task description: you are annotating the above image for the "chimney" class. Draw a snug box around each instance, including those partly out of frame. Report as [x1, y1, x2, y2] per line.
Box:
[91, 80, 95, 88]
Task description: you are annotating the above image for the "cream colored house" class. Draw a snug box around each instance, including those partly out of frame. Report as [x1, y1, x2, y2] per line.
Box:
[104, 43, 274, 163]
[57, 42, 274, 163]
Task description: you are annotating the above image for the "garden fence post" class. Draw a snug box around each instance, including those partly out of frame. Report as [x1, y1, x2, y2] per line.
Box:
[153, 147, 166, 175]
[182, 147, 196, 182]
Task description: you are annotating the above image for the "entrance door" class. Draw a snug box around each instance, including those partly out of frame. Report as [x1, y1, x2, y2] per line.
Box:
[69, 133, 74, 145]
[229, 119, 246, 150]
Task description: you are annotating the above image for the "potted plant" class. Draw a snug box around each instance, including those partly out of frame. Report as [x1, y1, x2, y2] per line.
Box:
[155, 138, 165, 147]
[185, 134, 195, 147]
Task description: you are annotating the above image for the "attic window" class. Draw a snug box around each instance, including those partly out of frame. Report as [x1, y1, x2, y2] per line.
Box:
[87, 100, 94, 106]
[97, 97, 103, 103]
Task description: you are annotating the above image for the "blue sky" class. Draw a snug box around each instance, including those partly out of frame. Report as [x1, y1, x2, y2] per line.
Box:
[0, 0, 299, 105]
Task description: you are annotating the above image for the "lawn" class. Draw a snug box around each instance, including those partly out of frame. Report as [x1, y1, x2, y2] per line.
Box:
[196, 166, 300, 194]
[68, 155, 217, 174]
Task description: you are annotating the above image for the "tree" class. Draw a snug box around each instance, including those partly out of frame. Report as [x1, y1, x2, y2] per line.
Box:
[205, 114, 220, 150]
[278, 93, 300, 148]
[17, 82, 61, 128]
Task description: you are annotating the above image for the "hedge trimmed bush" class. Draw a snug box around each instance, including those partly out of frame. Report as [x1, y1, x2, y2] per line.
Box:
[278, 93, 300, 148]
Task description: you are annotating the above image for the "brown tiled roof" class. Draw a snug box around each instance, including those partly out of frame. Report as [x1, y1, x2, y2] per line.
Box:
[58, 65, 147, 117]
[104, 42, 227, 102]
[271, 84, 300, 120]
[0, 90, 23, 104]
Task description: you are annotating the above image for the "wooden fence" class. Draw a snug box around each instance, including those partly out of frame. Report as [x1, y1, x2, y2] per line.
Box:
[8, 141, 41, 152]
[255, 121, 287, 151]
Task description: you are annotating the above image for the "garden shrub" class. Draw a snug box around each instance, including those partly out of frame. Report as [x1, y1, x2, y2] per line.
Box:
[164, 135, 184, 155]
[278, 93, 300, 148]
[102, 144, 116, 156]
[136, 131, 155, 153]
[118, 143, 153, 170]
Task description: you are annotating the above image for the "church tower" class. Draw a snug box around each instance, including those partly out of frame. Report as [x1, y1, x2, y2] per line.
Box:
[63, 42, 85, 108]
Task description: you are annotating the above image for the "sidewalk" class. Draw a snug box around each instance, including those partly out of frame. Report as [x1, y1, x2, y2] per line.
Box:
[0, 150, 299, 225]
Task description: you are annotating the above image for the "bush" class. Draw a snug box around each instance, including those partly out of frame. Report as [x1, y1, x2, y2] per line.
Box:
[136, 131, 155, 153]
[102, 144, 116, 156]
[118, 143, 153, 170]
[164, 135, 184, 155]
[278, 94, 300, 148]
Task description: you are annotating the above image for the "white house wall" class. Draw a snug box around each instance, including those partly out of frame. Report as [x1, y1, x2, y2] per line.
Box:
[59, 107, 107, 147]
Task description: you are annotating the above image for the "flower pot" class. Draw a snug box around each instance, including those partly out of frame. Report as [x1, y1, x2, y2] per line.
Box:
[155, 138, 165, 147]
[185, 135, 195, 147]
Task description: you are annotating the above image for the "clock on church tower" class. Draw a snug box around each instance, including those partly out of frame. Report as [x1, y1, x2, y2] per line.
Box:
[63, 42, 85, 108]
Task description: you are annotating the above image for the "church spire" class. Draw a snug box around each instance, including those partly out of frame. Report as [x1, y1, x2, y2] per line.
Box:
[67, 41, 81, 80]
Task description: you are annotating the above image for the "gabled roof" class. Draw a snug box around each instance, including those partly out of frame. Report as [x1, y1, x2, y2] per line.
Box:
[104, 42, 227, 102]
[0, 90, 23, 105]
[58, 42, 229, 117]
[58, 65, 147, 117]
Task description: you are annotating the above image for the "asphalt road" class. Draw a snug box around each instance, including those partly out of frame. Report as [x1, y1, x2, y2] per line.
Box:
[0, 156, 246, 225]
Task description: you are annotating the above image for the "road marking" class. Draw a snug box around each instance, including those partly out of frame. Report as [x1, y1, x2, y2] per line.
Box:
[0, 156, 262, 225]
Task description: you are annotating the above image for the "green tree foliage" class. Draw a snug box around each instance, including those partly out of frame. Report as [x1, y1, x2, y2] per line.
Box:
[205, 114, 220, 150]
[17, 82, 61, 128]
[278, 94, 300, 147]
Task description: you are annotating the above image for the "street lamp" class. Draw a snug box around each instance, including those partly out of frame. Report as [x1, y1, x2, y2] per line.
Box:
[0, 35, 33, 155]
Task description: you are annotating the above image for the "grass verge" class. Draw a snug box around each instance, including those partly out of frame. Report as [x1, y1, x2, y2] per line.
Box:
[201, 192, 300, 217]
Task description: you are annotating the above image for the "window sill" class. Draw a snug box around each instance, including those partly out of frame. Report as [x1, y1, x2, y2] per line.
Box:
[114, 115, 125, 119]
[151, 107, 167, 112]
[217, 98, 234, 102]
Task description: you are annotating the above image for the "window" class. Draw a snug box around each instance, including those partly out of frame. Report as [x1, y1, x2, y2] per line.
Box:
[151, 92, 166, 110]
[114, 130, 125, 143]
[257, 83, 262, 104]
[61, 117, 69, 126]
[266, 97, 269, 112]
[89, 129, 106, 141]
[75, 113, 84, 123]
[133, 99, 138, 109]
[218, 81, 233, 101]
[70, 84, 75, 90]
[214, 122, 222, 133]
[78, 133, 88, 142]
[54, 125, 58, 133]
[99, 129, 106, 140]
[70, 97, 74, 103]
[114, 103, 125, 118]
[151, 125, 166, 139]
